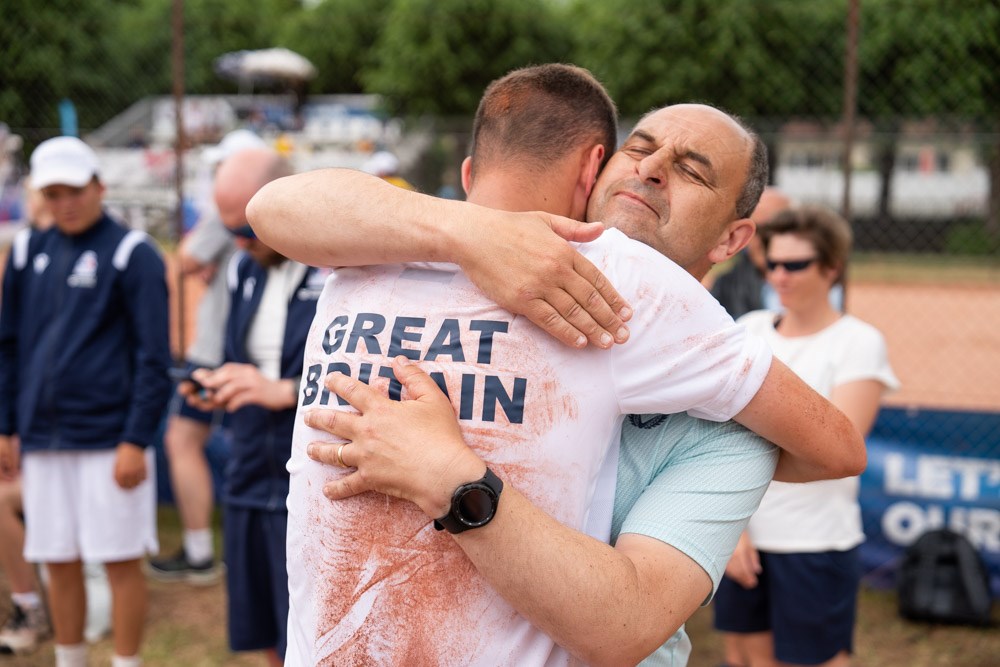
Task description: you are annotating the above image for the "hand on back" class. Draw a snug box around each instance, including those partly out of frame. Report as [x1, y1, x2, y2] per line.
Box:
[457, 211, 632, 350]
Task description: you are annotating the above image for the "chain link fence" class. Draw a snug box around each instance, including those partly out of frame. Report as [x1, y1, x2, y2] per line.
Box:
[2, 0, 998, 588]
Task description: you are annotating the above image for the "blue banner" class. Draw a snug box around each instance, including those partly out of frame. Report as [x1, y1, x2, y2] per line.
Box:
[860, 407, 1000, 596]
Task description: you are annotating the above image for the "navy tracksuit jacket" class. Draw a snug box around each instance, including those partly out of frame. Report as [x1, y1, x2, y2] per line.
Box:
[0, 213, 172, 451]
[221, 252, 325, 511]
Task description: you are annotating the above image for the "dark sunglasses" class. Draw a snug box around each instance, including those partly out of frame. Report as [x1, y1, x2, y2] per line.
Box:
[228, 223, 256, 240]
[765, 258, 817, 273]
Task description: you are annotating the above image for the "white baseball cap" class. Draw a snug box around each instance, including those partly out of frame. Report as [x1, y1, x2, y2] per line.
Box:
[30, 136, 101, 189]
[361, 151, 400, 177]
[203, 129, 267, 166]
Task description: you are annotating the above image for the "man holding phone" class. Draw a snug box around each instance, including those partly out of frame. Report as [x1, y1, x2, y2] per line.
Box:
[177, 147, 325, 666]
[149, 129, 267, 585]
[167, 367, 209, 394]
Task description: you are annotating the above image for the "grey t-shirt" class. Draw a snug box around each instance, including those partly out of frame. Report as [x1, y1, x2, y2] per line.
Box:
[184, 209, 235, 367]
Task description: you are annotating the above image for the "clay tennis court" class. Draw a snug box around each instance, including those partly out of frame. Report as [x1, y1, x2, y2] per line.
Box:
[850, 281, 1000, 412]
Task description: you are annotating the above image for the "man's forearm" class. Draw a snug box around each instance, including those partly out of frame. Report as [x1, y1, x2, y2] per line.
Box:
[737, 359, 867, 482]
[248, 169, 632, 349]
[310, 360, 708, 664]
[451, 486, 706, 666]
[247, 169, 470, 268]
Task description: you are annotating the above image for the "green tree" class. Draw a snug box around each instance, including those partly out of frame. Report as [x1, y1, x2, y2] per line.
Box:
[364, 0, 574, 115]
[276, 0, 392, 95]
[567, 0, 844, 119]
[1, 0, 300, 143]
[182, 0, 300, 93]
[858, 0, 1000, 237]
[0, 0, 149, 139]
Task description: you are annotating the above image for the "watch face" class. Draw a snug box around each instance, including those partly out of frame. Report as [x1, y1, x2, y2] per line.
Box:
[458, 486, 495, 526]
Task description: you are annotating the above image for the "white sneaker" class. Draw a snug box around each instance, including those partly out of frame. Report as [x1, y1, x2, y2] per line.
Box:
[0, 602, 50, 655]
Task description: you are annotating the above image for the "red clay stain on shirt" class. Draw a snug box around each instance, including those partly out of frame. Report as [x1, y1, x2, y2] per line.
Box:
[298, 272, 594, 663]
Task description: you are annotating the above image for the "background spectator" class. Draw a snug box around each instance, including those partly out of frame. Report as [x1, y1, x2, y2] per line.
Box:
[148, 129, 265, 585]
[180, 148, 322, 666]
[713, 205, 900, 667]
[0, 137, 171, 667]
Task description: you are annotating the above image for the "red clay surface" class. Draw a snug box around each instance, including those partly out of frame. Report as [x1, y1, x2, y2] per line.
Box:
[849, 281, 1000, 412]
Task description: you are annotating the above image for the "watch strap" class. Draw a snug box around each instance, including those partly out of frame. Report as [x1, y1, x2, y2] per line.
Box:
[433, 467, 503, 534]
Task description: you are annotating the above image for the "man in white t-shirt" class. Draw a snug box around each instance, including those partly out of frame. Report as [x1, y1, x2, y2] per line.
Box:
[285, 64, 772, 666]
[249, 65, 865, 666]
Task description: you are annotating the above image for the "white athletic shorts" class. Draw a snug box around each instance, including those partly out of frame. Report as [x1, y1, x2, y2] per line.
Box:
[22, 449, 159, 563]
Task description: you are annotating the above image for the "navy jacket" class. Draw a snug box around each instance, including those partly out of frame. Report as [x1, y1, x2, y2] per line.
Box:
[0, 214, 172, 451]
[709, 250, 766, 320]
[222, 253, 324, 511]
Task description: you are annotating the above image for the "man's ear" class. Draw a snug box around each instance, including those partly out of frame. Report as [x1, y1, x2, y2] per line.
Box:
[460, 157, 473, 195]
[571, 144, 605, 221]
[707, 218, 756, 265]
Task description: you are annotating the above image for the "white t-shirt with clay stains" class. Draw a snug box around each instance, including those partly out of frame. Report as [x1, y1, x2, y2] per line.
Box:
[284, 228, 772, 667]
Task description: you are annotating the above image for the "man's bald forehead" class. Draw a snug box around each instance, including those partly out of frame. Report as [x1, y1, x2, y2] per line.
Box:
[214, 148, 293, 233]
[638, 104, 752, 150]
[215, 148, 287, 194]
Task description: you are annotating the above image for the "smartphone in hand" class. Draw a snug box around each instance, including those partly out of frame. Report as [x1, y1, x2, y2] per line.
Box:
[168, 366, 209, 393]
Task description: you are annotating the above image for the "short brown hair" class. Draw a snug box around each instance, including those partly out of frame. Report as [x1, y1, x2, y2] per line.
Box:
[470, 64, 618, 176]
[759, 205, 854, 276]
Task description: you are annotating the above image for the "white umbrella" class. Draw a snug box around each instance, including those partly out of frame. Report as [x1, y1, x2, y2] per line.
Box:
[214, 48, 318, 84]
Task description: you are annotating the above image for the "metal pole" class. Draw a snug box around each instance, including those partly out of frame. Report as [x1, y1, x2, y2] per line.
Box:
[841, 0, 860, 220]
[172, 0, 186, 361]
[840, 0, 860, 312]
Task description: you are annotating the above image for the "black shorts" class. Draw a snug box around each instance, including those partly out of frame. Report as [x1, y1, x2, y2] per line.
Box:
[713, 547, 860, 665]
[224, 505, 289, 657]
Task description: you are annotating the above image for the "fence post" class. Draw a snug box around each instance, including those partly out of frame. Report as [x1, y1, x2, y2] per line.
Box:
[172, 0, 186, 361]
[840, 0, 860, 223]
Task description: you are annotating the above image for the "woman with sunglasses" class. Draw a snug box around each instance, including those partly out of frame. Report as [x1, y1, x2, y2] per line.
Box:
[712, 205, 899, 667]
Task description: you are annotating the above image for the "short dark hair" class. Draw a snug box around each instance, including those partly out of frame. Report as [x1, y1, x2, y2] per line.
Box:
[759, 205, 854, 275]
[470, 64, 618, 176]
[731, 117, 769, 220]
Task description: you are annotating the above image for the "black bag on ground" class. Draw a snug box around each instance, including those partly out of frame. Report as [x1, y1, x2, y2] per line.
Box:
[897, 528, 993, 625]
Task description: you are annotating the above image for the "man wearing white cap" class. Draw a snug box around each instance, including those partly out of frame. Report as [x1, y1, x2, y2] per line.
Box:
[201, 129, 268, 166]
[0, 136, 172, 667]
[149, 129, 266, 584]
[361, 150, 414, 191]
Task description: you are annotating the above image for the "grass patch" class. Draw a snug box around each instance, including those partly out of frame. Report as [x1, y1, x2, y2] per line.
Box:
[687, 584, 1000, 667]
[0, 507, 258, 667]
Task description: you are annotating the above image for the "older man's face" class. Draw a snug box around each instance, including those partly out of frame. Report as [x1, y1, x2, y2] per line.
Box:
[217, 187, 284, 268]
[586, 104, 752, 279]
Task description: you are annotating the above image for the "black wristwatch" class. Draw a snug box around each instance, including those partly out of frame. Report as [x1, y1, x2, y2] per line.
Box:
[433, 467, 504, 534]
